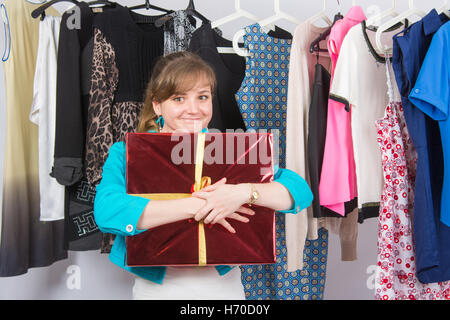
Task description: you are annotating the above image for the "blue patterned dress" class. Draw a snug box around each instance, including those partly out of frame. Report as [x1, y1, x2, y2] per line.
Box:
[236, 23, 329, 300]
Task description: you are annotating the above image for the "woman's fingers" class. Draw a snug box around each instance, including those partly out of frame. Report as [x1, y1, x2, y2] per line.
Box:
[203, 208, 221, 224]
[194, 203, 213, 221]
[191, 191, 209, 200]
[202, 206, 254, 224]
[215, 177, 227, 185]
[235, 206, 255, 216]
[211, 211, 252, 225]
[204, 211, 252, 234]
[214, 212, 251, 233]
[192, 177, 226, 195]
[217, 219, 236, 234]
[225, 212, 250, 223]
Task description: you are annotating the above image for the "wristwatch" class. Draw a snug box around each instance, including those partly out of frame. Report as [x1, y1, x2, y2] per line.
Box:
[248, 183, 259, 207]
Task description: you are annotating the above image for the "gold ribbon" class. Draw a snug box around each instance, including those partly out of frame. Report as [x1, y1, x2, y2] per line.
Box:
[131, 133, 210, 266]
[193, 133, 208, 266]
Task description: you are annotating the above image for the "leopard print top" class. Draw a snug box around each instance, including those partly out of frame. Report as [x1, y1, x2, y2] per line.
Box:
[85, 28, 143, 187]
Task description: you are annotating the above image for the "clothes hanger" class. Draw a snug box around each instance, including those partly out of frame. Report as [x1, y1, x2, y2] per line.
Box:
[309, 0, 344, 54]
[258, 0, 301, 31]
[438, 0, 450, 17]
[87, 0, 116, 7]
[129, 0, 174, 25]
[211, 0, 260, 54]
[1, 3, 11, 62]
[375, 0, 426, 54]
[232, 0, 300, 57]
[307, 0, 333, 28]
[129, 0, 172, 14]
[211, 0, 260, 29]
[31, 0, 79, 20]
[25, 0, 47, 4]
[184, 0, 210, 24]
[154, 0, 209, 28]
[366, 0, 398, 27]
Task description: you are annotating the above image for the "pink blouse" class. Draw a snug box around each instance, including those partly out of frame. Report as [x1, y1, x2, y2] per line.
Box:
[319, 6, 366, 215]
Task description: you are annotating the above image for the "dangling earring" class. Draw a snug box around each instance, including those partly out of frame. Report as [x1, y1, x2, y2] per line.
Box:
[156, 115, 164, 131]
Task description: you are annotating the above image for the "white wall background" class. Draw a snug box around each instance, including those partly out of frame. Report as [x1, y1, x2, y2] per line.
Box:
[0, 0, 446, 300]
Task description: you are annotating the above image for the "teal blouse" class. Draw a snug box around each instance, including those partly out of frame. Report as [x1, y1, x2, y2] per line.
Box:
[94, 133, 313, 284]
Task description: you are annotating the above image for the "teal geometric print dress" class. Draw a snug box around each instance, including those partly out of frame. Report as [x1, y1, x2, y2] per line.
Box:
[236, 23, 329, 300]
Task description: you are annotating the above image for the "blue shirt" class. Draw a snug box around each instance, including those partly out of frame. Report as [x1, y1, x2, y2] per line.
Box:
[409, 22, 450, 226]
[392, 10, 450, 283]
[94, 140, 313, 284]
[410, 21, 450, 227]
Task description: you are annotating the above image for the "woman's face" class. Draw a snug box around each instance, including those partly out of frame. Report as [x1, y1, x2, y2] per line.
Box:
[153, 78, 213, 133]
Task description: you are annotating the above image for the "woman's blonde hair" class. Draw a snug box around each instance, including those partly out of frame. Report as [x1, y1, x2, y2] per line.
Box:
[137, 51, 217, 133]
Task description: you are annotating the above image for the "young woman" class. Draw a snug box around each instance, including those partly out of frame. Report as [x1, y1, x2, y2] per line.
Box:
[94, 51, 313, 300]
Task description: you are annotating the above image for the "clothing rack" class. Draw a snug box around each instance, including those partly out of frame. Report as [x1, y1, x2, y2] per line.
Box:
[2, 0, 450, 301]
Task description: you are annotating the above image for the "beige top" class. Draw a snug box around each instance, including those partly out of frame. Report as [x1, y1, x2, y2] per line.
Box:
[285, 19, 359, 272]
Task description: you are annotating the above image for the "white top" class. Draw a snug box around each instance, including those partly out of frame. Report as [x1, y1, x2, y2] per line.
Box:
[285, 20, 331, 272]
[329, 23, 401, 210]
[132, 266, 245, 300]
[29, 15, 65, 221]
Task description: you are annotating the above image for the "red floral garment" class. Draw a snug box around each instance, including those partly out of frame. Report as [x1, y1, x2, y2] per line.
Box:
[374, 102, 450, 300]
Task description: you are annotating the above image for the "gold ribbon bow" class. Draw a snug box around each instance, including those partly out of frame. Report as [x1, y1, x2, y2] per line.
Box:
[131, 133, 210, 266]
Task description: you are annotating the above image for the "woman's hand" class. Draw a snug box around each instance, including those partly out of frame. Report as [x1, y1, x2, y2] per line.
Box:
[191, 178, 255, 231]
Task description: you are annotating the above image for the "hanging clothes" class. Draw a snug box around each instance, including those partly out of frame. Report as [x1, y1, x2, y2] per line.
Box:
[52, 2, 115, 251]
[308, 63, 350, 220]
[85, 7, 196, 253]
[29, 15, 64, 221]
[0, 0, 67, 277]
[410, 20, 450, 226]
[375, 55, 450, 300]
[392, 10, 450, 284]
[329, 21, 402, 223]
[319, 6, 365, 217]
[236, 23, 328, 300]
[307, 62, 331, 221]
[188, 22, 246, 132]
[163, 10, 196, 56]
[0, 3, 10, 238]
[408, 18, 450, 284]
[312, 7, 366, 263]
[285, 19, 331, 272]
[307, 60, 359, 262]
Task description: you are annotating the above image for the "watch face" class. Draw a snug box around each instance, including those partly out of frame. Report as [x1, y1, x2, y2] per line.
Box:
[252, 191, 259, 199]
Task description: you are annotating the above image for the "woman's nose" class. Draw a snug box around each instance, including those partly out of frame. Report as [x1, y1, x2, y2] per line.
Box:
[185, 98, 200, 113]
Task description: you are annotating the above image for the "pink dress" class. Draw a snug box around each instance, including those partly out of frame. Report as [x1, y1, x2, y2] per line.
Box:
[375, 98, 450, 300]
[318, 6, 366, 215]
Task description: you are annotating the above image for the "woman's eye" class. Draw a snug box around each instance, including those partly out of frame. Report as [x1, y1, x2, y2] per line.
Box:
[199, 95, 210, 101]
[173, 96, 184, 102]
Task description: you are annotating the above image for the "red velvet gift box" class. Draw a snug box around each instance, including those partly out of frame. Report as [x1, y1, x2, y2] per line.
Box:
[125, 132, 276, 267]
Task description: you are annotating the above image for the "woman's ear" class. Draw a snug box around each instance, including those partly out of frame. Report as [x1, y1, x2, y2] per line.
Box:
[152, 101, 161, 116]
